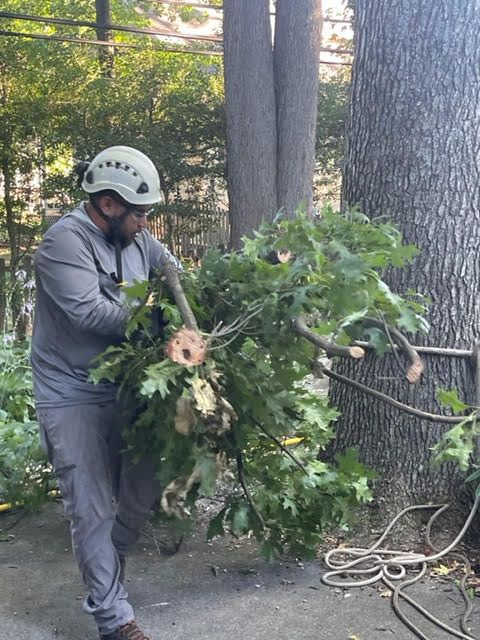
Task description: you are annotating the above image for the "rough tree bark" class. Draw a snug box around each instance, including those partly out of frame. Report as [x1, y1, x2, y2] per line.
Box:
[223, 0, 278, 247]
[329, 0, 480, 535]
[274, 0, 323, 216]
[224, 0, 322, 248]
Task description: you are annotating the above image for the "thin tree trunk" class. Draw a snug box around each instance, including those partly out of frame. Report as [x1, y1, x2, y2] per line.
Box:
[95, 0, 114, 76]
[330, 0, 480, 535]
[1, 154, 27, 338]
[224, 0, 278, 249]
[274, 0, 322, 217]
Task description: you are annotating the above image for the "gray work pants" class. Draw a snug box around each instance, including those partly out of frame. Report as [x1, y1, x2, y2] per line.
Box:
[37, 402, 160, 634]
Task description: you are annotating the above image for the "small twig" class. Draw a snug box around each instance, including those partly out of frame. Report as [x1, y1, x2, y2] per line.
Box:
[235, 450, 266, 530]
[317, 362, 470, 424]
[208, 332, 245, 352]
[293, 316, 365, 359]
[254, 422, 308, 475]
[377, 312, 407, 374]
[209, 304, 264, 342]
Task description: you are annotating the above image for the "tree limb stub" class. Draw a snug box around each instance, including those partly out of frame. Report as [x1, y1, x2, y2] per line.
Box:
[363, 316, 424, 384]
[293, 316, 365, 359]
[162, 264, 208, 366]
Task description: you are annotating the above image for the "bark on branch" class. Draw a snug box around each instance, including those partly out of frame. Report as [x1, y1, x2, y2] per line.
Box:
[317, 363, 469, 425]
[162, 263, 199, 331]
[362, 316, 424, 384]
[293, 316, 365, 359]
[162, 263, 208, 366]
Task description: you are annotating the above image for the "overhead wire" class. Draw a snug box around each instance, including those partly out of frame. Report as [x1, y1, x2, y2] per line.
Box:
[0, 10, 353, 64]
[0, 10, 353, 53]
[0, 10, 223, 42]
[151, 0, 353, 23]
[0, 28, 221, 55]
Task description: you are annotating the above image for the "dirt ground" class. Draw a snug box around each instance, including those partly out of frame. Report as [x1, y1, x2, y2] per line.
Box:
[1, 500, 480, 640]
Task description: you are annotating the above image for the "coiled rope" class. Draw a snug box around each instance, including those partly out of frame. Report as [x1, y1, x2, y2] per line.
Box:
[322, 497, 480, 640]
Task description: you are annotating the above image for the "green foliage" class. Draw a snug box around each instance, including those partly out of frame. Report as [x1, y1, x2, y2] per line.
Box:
[0, 339, 52, 507]
[0, 0, 225, 254]
[431, 389, 479, 472]
[92, 207, 426, 558]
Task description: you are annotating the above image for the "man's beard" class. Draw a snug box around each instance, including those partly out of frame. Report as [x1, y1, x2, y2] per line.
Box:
[107, 222, 134, 248]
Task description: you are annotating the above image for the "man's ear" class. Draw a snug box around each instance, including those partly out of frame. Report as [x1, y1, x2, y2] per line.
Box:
[98, 195, 116, 217]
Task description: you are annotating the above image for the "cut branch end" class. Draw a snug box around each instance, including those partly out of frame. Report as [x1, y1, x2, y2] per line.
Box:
[166, 328, 208, 366]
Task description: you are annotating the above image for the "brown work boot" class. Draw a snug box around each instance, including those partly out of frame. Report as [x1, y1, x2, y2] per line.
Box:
[100, 620, 150, 640]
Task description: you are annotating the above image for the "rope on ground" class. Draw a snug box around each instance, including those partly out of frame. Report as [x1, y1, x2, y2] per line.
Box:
[321, 498, 480, 640]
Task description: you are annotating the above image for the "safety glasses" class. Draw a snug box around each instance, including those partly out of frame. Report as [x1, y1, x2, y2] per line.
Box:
[124, 205, 154, 219]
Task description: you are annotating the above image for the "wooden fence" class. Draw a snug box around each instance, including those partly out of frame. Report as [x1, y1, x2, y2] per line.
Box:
[0, 211, 230, 334]
[148, 211, 230, 257]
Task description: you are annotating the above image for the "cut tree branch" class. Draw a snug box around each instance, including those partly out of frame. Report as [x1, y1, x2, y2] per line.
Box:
[293, 316, 365, 359]
[162, 263, 198, 331]
[162, 263, 208, 366]
[362, 316, 424, 383]
[317, 362, 470, 424]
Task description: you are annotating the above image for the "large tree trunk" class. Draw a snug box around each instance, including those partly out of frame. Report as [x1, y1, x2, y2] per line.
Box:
[274, 0, 322, 216]
[224, 0, 322, 247]
[330, 0, 480, 537]
[224, 0, 278, 248]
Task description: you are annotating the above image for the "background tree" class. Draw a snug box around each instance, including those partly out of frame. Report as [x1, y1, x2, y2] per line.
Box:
[223, 0, 323, 248]
[0, 0, 225, 326]
[329, 0, 480, 533]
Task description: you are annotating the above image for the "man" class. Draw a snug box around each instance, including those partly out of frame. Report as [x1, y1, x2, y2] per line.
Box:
[31, 146, 181, 640]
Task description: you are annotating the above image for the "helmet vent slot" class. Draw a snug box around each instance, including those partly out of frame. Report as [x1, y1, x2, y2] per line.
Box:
[136, 182, 149, 194]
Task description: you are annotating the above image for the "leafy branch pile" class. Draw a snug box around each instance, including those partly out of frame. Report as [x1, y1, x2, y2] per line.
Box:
[92, 207, 427, 559]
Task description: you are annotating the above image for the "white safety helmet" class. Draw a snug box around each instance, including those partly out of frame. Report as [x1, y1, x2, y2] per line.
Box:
[81, 145, 162, 205]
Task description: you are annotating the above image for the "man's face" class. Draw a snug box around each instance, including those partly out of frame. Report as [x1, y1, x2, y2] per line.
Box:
[116, 203, 152, 247]
[100, 196, 153, 247]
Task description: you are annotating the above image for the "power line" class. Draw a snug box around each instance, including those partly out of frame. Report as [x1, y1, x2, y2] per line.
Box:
[153, 0, 353, 23]
[0, 28, 352, 65]
[0, 11, 223, 42]
[0, 11, 353, 55]
[0, 29, 221, 55]
[152, 0, 224, 10]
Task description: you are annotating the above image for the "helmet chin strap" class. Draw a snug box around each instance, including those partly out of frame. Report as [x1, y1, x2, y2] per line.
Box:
[91, 200, 130, 284]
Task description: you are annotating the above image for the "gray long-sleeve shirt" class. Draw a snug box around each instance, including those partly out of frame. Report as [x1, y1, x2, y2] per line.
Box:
[31, 203, 180, 407]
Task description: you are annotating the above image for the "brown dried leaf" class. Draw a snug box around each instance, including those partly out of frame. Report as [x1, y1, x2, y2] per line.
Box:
[218, 396, 237, 433]
[161, 468, 201, 519]
[174, 396, 195, 436]
[192, 378, 217, 416]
